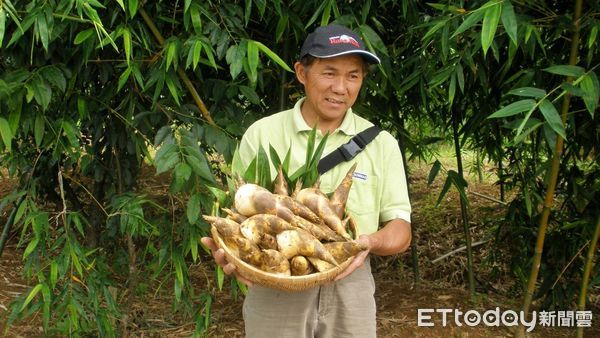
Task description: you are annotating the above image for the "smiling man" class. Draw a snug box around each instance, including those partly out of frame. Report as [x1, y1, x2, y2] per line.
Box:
[201, 24, 412, 337]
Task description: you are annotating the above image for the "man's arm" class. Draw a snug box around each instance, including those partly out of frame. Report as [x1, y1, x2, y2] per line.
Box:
[335, 218, 411, 280]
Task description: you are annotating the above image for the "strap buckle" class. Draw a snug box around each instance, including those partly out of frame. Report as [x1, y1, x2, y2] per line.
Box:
[339, 139, 363, 161]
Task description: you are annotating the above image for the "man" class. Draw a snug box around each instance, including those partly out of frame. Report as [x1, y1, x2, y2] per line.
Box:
[201, 24, 411, 337]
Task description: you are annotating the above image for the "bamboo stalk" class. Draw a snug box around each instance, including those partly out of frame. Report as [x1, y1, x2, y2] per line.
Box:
[0, 196, 26, 259]
[517, 0, 583, 336]
[452, 108, 475, 300]
[576, 216, 600, 338]
[138, 7, 216, 127]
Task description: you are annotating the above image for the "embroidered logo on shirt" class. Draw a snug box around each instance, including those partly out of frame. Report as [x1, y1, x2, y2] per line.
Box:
[353, 172, 368, 181]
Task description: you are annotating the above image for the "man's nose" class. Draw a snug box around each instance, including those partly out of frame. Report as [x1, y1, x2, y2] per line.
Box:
[331, 76, 347, 94]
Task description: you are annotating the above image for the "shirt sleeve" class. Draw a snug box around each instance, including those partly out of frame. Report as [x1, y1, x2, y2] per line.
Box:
[379, 132, 412, 223]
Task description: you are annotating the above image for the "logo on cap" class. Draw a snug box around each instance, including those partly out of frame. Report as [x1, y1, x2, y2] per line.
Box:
[329, 35, 360, 48]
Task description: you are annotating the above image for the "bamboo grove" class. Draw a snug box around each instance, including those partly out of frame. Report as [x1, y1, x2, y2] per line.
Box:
[0, 0, 598, 336]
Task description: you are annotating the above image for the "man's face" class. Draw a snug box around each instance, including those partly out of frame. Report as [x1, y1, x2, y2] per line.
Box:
[294, 55, 365, 131]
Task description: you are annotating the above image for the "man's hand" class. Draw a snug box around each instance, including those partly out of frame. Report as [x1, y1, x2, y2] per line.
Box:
[334, 234, 371, 281]
[200, 237, 253, 287]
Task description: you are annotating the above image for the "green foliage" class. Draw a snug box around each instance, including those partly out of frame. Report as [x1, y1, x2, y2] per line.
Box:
[0, 0, 598, 335]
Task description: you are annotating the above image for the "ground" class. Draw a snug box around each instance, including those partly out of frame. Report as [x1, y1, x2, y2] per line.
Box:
[1, 156, 598, 337]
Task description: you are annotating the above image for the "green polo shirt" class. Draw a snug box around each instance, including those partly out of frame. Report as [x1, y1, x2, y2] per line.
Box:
[232, 98, 411, 236]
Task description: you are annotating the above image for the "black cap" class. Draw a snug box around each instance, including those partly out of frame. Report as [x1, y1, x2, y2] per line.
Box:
[300, 24, 381, 64]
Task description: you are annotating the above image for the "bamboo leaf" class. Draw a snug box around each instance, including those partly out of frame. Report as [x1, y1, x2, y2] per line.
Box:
[32, 77, 52, 111]
[253, 40, 293, 72]
[73, 28, 95, 45]
[543, 65, 585, 77]
[128, 0, 138, 18]
[36, 12, 49, 52]
[488, 99, 535, 119]
[481, 1, 501, 56]
[580, 72, 599, 117]
[451, 9, 484, 38]
[239, 85, 260, 105]
[115, 0, 125, 11]
[0, 117, 14, 152]
[507, 87, 546, 98]
[117, 67, 131, 92]
[501, 0, 518, 45]
[427, 160, 442, 185]
[165, 73, 181, 105]
[436, 173, 453, 207]
[539, 99, 566, 140]
[23, 237, 39, 259]
[247, 40, 259, 77]
[20, 284, 43, 311]
[256, 145, 272, 189]
[422, 19, 447, 41]
[190, 5, 202, 35]
[0, 9, 5, 47]
[122, 27, 131, 65]
[456, 63, 465, 93]
[321, 0, 332, 26]
[41, 67, 66, 93]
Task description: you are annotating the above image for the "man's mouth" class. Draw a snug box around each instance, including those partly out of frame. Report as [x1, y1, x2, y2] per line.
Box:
[326, 98, 344, 104]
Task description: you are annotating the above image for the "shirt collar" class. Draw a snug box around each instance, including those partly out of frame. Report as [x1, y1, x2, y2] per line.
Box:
[291, 97, 357, 136]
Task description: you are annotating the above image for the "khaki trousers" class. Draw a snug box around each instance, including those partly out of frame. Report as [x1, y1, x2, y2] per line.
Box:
[243, 260, 376, 338]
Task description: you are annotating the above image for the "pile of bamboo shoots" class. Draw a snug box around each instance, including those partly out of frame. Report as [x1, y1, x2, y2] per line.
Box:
[203, 164, 367, 278]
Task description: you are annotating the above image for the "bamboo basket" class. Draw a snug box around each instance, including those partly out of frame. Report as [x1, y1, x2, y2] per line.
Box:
[210, 218, 359, 292]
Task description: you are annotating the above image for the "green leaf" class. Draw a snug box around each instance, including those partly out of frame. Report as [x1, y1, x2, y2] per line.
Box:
[0, 9, 7, 47]
[41, 67, 66, 93]
[487, 99, 535, 119]
[122, 28, 131, 65]
[36, 12, 49, 52]
[115, 0, 125, 11]
[580, 72, 599, 117]
[247, 40, 259, 81]
[187, 193, 201, 224]
[21, 283, 43, 311]
[321, 0, 332, 26]
[481, 1, 501, 56]
[166, 42, 178, 71]
[507, 87, 546, 98]
[501, 0, 518, 45]
[34, 115, 45, 147]
[256, 145, 272, 189]
[50, 260, 58, 289]
[175, 162, 192, 183]
[32, 78, 52, 111]
[165, 73, 181, 105]
[239, 85, 260, 105]
[543, 65, 585, 77]
[451, 9, 484, 38]
[422, 19, 448, 41]
[190, 5, 202, 35]
[0, 117, 13, 151]
[539, 99, 566, 140]
[23, 237, 39, 259]
[129, 0, 138, 18]
[117, 67, 131, 92]
[252, 40, 293, 72]
[427, 160, 442, 185]
[456, 63, 465, 93]
[74, 28, 95, 44]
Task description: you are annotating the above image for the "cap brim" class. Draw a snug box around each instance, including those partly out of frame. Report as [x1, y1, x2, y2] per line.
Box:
[308, 50, 381, 64]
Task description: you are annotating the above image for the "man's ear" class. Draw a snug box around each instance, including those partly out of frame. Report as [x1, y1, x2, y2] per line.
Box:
[294, 61, 306, 85]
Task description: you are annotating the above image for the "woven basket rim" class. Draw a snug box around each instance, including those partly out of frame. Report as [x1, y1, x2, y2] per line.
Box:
[211, 226, 355, 291]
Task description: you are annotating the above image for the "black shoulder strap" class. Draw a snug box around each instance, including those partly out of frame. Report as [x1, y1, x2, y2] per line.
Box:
[317, 125, 381, 175]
